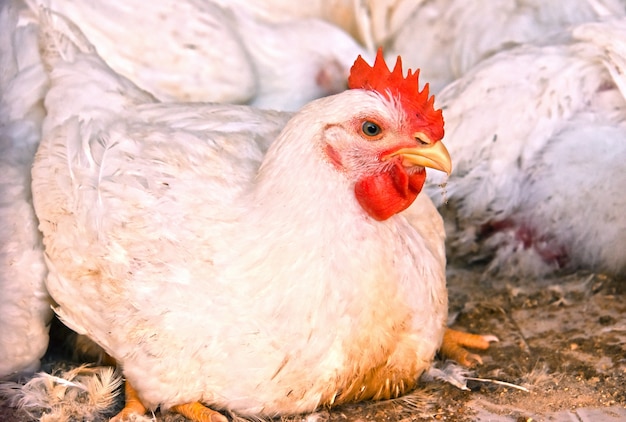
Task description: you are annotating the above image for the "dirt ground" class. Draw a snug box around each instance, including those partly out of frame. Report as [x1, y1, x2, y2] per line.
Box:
[1, 264, 625, 421]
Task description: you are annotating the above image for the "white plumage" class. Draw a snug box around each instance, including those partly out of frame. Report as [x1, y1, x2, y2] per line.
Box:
[209, 0, 367, 45]
[425, 18, 626, 276]
[26, 0, 370, 110]
[0, 0, 51, 379]
[208, 0, 420, 53]
[31, 9, 453, 420]
[387, 0, 626, 93]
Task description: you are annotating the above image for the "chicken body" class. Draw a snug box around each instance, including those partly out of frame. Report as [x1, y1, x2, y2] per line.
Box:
[388, 0, 626, 93]
[0, 0, 51, 378]
[32, 11, 449, 417]
[425, 18, 626, 276]
[26, 0, 368, 110]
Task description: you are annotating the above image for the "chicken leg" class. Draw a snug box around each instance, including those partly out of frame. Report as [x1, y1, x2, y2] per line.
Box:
[440, 328, 498, 366]
[110, 381, 227, 422]
[172, 402, 228, 422]
[109, 381, 147, 422]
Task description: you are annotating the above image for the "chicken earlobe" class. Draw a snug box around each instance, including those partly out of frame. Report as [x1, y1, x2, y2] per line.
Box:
[354, 162, 426, 221]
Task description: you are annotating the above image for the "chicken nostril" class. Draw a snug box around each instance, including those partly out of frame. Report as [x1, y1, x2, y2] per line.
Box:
[413, 132, 432, 146]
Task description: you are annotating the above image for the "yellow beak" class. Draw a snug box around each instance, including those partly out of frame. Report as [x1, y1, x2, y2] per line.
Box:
[388, 140, 452, 175]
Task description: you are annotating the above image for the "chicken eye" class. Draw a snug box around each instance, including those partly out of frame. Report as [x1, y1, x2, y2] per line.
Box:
[361, 121, 381, 138]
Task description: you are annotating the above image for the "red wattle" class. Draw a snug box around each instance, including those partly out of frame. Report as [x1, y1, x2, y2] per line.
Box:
[354, 162, 426, 221]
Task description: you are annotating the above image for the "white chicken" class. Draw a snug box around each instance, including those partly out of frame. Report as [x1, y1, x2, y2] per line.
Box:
[208, 0, 421, 52]
[31, 9, 490, 422]
[387, 0, 626, 93]
[425, 17, 626, 276]
[26, 0, 369, 111]
[0, 0, 51, 378]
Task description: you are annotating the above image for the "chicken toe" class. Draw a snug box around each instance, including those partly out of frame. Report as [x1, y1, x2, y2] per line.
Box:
[440, 328, 498, 366]
[110, 381, 147, 421]
[111, 381, 227, 422]
[171, 402, 228, 422]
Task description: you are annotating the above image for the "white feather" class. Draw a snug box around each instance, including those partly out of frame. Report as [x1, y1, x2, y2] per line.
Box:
[422, 361, 471, 391]
[0, 365, 122, 421]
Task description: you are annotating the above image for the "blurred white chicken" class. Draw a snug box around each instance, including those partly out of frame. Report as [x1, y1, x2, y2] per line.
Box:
[31, 8, 491, 422]
[208, 0, 421, 52]
[387, 0, 626, 93]
[0, 0, 51, 378]
[26, 0, 369, 111]
[425, 17, 626, 276]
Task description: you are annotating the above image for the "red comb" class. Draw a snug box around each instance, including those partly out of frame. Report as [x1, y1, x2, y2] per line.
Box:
[348, 48, 444, 141]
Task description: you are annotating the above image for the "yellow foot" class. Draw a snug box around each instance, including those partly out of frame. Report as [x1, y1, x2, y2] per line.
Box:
[171, 402, 228, 422]
[110, 381, 228, 422]
[110, 380, 147, 421]
[440, 328, 498, 366]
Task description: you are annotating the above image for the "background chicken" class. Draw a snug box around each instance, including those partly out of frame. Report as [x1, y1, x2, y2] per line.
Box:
[0, 0, 51, 379]
[228, 0, 626, 94]
[386, 0, 626, 93]
[208, 0, 420, 53]
[424, 17, 626, 276]
[29, 9, 493, 421]
[25, 0, 369, 110]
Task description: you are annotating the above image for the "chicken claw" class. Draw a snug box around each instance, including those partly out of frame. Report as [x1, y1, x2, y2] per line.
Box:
[440, 328, 498, 366]
[172, 402, 228, 422]
[111, 380, 227, 422]
[110, 381, 147, 421]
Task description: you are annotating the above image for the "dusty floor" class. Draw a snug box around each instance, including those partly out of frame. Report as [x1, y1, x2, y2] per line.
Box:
[1, 264, 625, 421]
